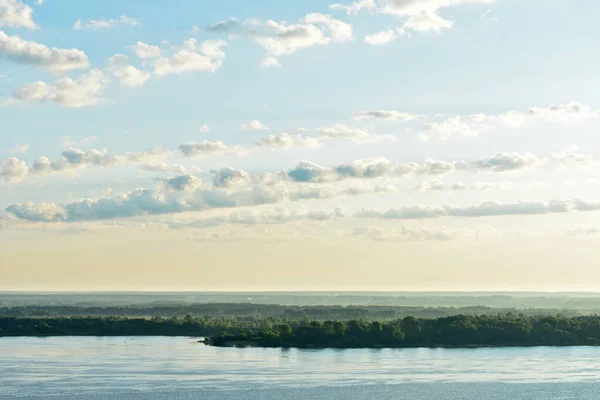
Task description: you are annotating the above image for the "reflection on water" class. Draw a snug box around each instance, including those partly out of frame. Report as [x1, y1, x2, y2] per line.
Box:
[1, 336, 600, 399]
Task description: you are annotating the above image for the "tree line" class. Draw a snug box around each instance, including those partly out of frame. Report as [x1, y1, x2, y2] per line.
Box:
[4, 314, 600, 348]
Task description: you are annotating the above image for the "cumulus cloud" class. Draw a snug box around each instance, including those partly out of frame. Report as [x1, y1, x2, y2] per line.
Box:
[0, 0, 36, 29]
[420, 102, 599, 140]
[317, 124, 395, 143]
[1, 146, 170, 182]
[9, 143, 28, 154]
[13, 69, 109, 108]
[0, 31, 89, 71]
[352, 110, 418, 120]
[420, 115, 483, 140]
[211, 167, 253, 188]
[240, 119, 269, 130]
[472, 152, 543, 172]
[199, 124, 210, 133]
[331, 0, 493, 34]
[129, 41, 162, 59]
[208, 13, 352, 67]
[168, 206, 346, 230]
[254, 132, 320, 150]
[107, 54, 151, 87]
[6, 180, 389, 222]
[416, 179, 516, 192]
[364, 29, 401, 45]
[139, 163, 188, 174]
[356, 199, 600, 221]
[178, 140, 234, 157]
[353, 225, 456, 241]
[154, 38, 227, 76]
[73, 15, 140, 30]
[162, 174, 203, 192]
[0, 157, 28, 181]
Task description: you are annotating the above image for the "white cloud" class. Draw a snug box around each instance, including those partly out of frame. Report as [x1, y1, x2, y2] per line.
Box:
[13, 69, 109, 108]
[0, 31, 89, 71]
[5, 180, 388, 222]
[364, 29, 401, 45]
[261, 56, 282, 68]
[9, 143, 28, 154]
[254, 132, 320, 150]
[353, 225, 456, 241]
[240, 119, 269, 130]
[169, 207, 346, 230]
[199, 124, 211, 133]
[1, 146, 170, 182]
[211, 167, 253, 188]
[420, 116, 482, 140]
[472, 152, 543, 172]
[178, 140, 233, 157]
[154, 39, 227, 76]
[352, 110, 418, 120]
[331, 0, 495, 34]
[129, 41, 162, 59]
[356, 198, 600, 220]
[317, 124, 395, 143]
[0, 0, 36, 29]
[420, 102, 599, 140]
[330, 0, 377, 15]
[74, 15, 140, 30]
[162, 174, 203, 192]
[107, 54, 151, 87]
[208, 13, 352, 67]
[0, 157, 28, 181]
[139, 163, 188, 174]
[403, 11, 454, 32]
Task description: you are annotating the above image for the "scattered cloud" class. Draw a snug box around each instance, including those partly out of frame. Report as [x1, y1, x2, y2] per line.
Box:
[168, 206, 346, 230]
[0, 0, 36, 29]
[139, 163, 188, 174]
[331, 0, 494, 35]
[13, 69, 109, 108]
[420, 102, 599, 140]
[356, 198, 600, 221]
[352, 225, 456, 241]
[1, 146, 170, 182]
[472, 152, 543, 172]
[129, 41, 162, 59]
[317, 124, 395, 143]
[254, 132, 320, 150]
[73, 15, 140, 31]
[240, 119, 269, 130]
[178, 140, 234, 157]
[8, 143, 28, 154]
[352, 110, 418, 121]
[364, 29, 401, 45]
[5, 179, 390, 222]
[154, 38, 227, 76]
[208, 13, 352, 67]
[107, 54, 151, 87]
[0, 31, 89, 71]
[0, 157, 28, 181]
[199, 124, 211, 133]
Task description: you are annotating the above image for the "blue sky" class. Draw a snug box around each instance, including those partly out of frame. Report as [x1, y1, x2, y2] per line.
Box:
[1, 0, 600, 290]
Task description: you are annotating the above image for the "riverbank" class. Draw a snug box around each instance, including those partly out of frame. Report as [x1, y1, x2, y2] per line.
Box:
[4, 314, 600, 349]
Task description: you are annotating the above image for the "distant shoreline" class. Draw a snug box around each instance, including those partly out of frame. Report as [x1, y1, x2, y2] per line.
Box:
[4, 314, 600, 349]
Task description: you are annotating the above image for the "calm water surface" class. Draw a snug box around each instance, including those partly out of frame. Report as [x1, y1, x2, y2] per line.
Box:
[1, 336, 600, 399]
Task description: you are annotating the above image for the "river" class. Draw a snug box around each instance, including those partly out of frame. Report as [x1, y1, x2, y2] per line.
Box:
[2, 336, 600, 399]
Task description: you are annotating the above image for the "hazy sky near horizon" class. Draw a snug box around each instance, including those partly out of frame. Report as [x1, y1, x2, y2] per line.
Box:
[1, 0, 600, 291]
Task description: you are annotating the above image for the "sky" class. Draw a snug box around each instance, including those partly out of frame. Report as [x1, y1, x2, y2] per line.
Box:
[1, 0, 600, 291]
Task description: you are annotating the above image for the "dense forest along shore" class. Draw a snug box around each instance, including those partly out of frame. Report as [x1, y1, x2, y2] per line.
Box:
[3, 314, 600, 349]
